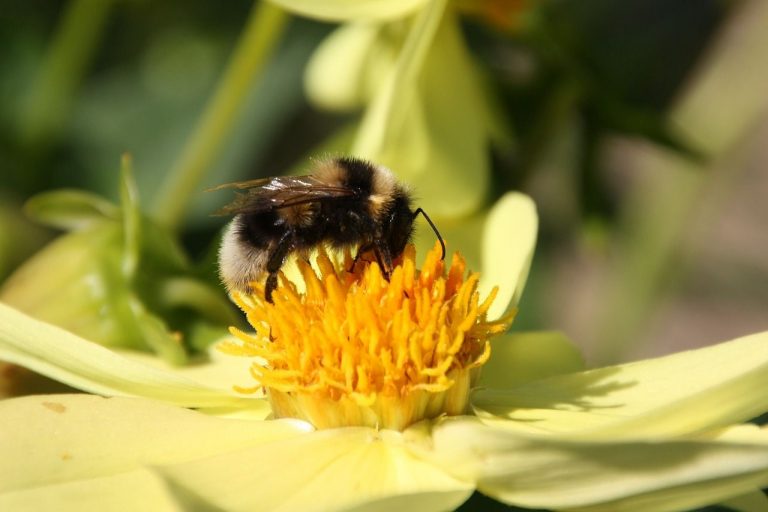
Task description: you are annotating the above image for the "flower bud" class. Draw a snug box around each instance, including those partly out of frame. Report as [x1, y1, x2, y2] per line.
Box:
[1, 161, 235, 365]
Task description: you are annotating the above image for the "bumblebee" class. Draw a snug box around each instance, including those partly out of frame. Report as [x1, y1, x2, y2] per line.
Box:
[215, 157, 444, 302]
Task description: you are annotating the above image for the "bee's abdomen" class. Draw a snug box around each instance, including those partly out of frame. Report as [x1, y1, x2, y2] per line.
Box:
[238, 211, 284, 248]
[219, 218, 272, 293]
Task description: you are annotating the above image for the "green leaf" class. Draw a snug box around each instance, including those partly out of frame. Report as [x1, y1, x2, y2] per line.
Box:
[23, 190, 119, 230]
[127, 295, 188, 366]
[156, 277, 239, 326]
[0, 224, 133, 345]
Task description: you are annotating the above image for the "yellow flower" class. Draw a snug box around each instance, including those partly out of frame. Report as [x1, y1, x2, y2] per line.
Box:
[223, 242, 511, 431]
[2, 193, 768, 511]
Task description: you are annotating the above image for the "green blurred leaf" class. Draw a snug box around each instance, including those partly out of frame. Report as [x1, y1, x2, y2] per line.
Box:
[0, 200, 50, 282]
[540, 0, 725, 111]
[128, 295, 187, 366]
[23, 189, 119, 230]
[156, 277, 239, 326]
[3, 159, 234, 363]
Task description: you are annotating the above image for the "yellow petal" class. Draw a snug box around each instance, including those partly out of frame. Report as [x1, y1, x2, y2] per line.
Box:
[0, 303, 256, 408]
[0, 395, 309, 509]
[159, 427, 473, 512]
[478, 331, 584, 390]
[268, 0, 428, 21]
[479, 192, 538, 320]
[422, 418, 768, 512]
[473, 331, 768, 438]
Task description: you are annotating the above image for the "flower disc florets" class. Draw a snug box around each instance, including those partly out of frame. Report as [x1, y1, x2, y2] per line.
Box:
[221, 243, 512, 430]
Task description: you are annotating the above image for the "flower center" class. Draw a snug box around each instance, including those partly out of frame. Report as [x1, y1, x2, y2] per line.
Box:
[221, 243, 512, 430]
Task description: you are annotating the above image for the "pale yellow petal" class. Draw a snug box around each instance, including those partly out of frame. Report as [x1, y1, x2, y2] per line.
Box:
[0, 395, 309, 501]
[353, 3, 498, 219]
[352, 0, 443, 160]
[479, 192, 538, 320]
[569, 426, 768, 512]
[268, 0, 428, 21]
[419, 418, 768, 512]
[304, 23, 393, 111]
[116, 345, 272, 419]
[413, 208, 485, 271]
[194, 406, 273, 421]
[159, 427, 473, 512]
[565, 476, 768, 512]
[0, 469, 182, 512]
[474, 331, 768, 438]
[0, 303, 257, 408]
[479, 331, 584, 390]
[116, 338, 263, 397]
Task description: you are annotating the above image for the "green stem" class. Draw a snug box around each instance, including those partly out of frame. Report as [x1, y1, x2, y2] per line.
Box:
[153, 2, 288, 229]
[352, 0, 447, 157]
[19, 0, 113, 148]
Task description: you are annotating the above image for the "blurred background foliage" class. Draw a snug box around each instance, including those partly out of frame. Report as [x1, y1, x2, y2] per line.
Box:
[1, 0, 767, 370]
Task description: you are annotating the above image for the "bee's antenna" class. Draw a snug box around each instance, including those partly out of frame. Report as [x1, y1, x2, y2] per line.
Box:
[413, 208, 445, 260]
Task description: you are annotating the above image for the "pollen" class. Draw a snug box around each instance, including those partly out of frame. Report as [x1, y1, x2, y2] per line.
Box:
[220, 243, 514, 430]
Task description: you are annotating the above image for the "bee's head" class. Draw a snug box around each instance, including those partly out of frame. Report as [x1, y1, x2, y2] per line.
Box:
[383, 193, 416, 257]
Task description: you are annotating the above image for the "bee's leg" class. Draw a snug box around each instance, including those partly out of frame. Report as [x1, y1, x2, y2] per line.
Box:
[264, 274, 279, 303]
[349, 242, 374, 273]
[373, 242, 394, 280]
[264, 232, 294, 303]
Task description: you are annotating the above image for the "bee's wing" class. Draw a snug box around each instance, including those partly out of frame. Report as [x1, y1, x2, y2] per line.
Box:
[206, 177, 278, 191]
[212, 175, 355, 216]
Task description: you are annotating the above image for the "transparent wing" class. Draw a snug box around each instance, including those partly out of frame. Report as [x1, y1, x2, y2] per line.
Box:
[210, 175, 355, 216]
